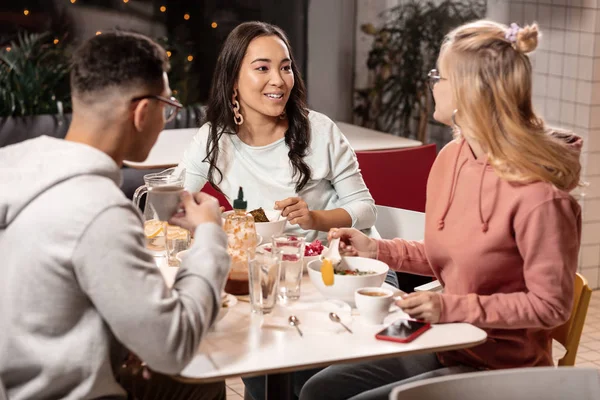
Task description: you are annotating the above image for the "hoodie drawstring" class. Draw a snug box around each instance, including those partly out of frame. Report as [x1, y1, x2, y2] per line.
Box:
[478, 158, 491, 233]
[438, 140, 492, 233]
[438, 140, 466, 230]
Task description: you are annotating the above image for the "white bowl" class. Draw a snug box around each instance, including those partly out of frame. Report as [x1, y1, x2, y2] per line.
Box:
[256, 242, 328, 271]
[307, 257, 389, 306]
[304, 252, 327, 270]
[222, 209, 286, 241]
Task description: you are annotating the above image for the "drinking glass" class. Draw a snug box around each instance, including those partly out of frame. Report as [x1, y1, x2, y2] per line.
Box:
[248, 252, 281, 314]
[272, 235, 305, 301]
[166, 225, 191, 266]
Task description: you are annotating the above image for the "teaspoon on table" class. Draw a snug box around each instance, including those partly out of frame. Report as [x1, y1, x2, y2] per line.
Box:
[288, 315, 303, 337]
[329, 312, 353, 334]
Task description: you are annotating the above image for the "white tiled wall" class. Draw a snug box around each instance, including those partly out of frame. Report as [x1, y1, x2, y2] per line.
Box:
[488, 0, 600, 289]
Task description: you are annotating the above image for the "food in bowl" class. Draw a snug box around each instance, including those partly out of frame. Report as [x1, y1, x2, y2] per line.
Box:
[249, 207, 270, 223]
[307, 257, 389, 306]
[222, 209, 286, 240]
[259, 239, 325, 257]
[304, 239, 325, 257]
[334, 269, 376, 276]
[257, 240, 328, 271]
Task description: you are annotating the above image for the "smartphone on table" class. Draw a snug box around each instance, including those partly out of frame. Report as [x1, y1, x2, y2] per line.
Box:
[375, 319, 431, 343]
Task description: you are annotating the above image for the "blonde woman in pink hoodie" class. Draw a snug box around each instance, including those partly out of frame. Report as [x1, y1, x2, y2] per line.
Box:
[299, 20, 583, 400]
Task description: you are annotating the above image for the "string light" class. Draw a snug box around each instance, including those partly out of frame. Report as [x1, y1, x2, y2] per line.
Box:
[123, 0, 129, 3]
[23, 9, 30, 16]
[211, 22, 218, 28]
[166, 51, 172, 57]
[160, 6, 166, 12]
[70, 0, 76, 3]
[5, 47, 11, 52]
[96, 31, 102, 35]
[53, 38, 59, 44]
[183, 13, 190, 20]
[187, 55, 194, 62]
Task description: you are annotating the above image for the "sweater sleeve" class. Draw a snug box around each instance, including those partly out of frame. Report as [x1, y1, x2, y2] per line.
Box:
[439, 198, 581, 329]
[326, 122, 377, 230]
[72, 205, 230, 374]
[178, 126, 210, 192]
[376, 239, 435, 276]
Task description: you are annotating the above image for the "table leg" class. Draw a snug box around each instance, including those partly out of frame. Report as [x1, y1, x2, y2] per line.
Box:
[265, 372, 293, 400]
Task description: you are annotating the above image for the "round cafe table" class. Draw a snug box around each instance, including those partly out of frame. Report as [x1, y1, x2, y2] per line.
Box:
[156, 263, 486, 400]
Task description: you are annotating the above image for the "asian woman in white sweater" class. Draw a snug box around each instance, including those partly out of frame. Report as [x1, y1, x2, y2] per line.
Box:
[177, 21, 398, 400]
[177, 21, 377, 243]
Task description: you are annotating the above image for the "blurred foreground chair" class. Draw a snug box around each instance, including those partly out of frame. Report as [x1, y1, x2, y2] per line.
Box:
[389, 367, 600, 400]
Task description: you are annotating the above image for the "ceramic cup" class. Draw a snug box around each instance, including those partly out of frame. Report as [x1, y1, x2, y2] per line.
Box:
[354, 287, 395, 324]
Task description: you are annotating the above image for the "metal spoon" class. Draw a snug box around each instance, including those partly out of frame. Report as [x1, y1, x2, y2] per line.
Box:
[329, 312, 353, 334]
[288, 315, 303, 337]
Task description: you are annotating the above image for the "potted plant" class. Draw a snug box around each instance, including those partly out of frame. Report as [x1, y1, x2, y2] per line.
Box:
[0, 30, 207, 149]
[0, 31, 72, 147]
[354, 0, 486, 144]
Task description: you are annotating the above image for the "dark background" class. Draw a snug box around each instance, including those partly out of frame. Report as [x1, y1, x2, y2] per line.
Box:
[0, 0, 309, 105]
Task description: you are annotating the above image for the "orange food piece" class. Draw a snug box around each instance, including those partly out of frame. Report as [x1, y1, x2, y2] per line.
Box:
[321, 258, 334, 286]
[144, 219, 164, 239]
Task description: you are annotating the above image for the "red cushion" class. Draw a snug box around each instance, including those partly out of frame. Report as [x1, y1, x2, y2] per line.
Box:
[200, 183, 232, 211]
[356, 144, 437, 212]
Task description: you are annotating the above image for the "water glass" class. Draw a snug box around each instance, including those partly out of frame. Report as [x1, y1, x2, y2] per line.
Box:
[248, 252, 281, 314]
[166, 225, 191, 267]
[272, 235, 305, 301]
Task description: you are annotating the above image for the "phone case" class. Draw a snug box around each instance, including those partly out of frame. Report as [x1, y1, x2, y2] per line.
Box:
[374, 320, 431, 343]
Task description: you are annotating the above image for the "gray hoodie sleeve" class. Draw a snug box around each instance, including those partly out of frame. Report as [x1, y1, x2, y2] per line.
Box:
[72, 204, 230, 374]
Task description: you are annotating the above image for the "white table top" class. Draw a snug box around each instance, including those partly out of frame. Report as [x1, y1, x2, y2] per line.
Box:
[124, 123, 422, 169]
[335, 122, 421, 153]
[159, 270, 486, 383]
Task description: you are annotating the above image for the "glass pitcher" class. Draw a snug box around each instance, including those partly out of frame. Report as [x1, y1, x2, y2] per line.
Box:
[133, 167, 189, 266]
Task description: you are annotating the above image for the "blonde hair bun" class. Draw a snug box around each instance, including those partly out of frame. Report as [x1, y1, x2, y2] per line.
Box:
[515, 24, 539, 53]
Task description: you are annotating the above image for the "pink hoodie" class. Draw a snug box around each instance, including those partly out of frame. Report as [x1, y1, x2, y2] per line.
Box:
[377, 134, 582, 369]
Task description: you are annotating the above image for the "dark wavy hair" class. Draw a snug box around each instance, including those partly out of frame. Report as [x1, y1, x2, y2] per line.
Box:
[204, 21, 311, 193]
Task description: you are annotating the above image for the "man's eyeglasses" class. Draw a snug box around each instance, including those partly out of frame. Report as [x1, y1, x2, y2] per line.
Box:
[131, 95, 183, 122]
[427, 69, 447, 91]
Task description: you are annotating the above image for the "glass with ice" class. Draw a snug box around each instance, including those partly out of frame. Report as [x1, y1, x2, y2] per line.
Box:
[272, 234, 305, 301]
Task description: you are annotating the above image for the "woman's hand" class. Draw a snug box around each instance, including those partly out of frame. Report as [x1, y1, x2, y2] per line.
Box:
[327, 228, 378, 259]
[275, 197, 315, 230]
[395, 292, 442, 324]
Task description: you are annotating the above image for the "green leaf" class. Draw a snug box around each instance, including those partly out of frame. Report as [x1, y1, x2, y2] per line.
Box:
[0, 31, 71, 117]
[353, 0, 486, 139]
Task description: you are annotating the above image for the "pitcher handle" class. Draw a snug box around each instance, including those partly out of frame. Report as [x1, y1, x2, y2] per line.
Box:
[132, 185, 148, 209]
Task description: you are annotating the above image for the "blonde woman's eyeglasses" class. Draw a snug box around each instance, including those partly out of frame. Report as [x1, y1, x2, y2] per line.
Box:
[427, 69, 447, 91]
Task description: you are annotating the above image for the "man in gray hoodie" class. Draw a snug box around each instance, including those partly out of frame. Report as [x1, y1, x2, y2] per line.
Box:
[0, 32, 230, 399]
